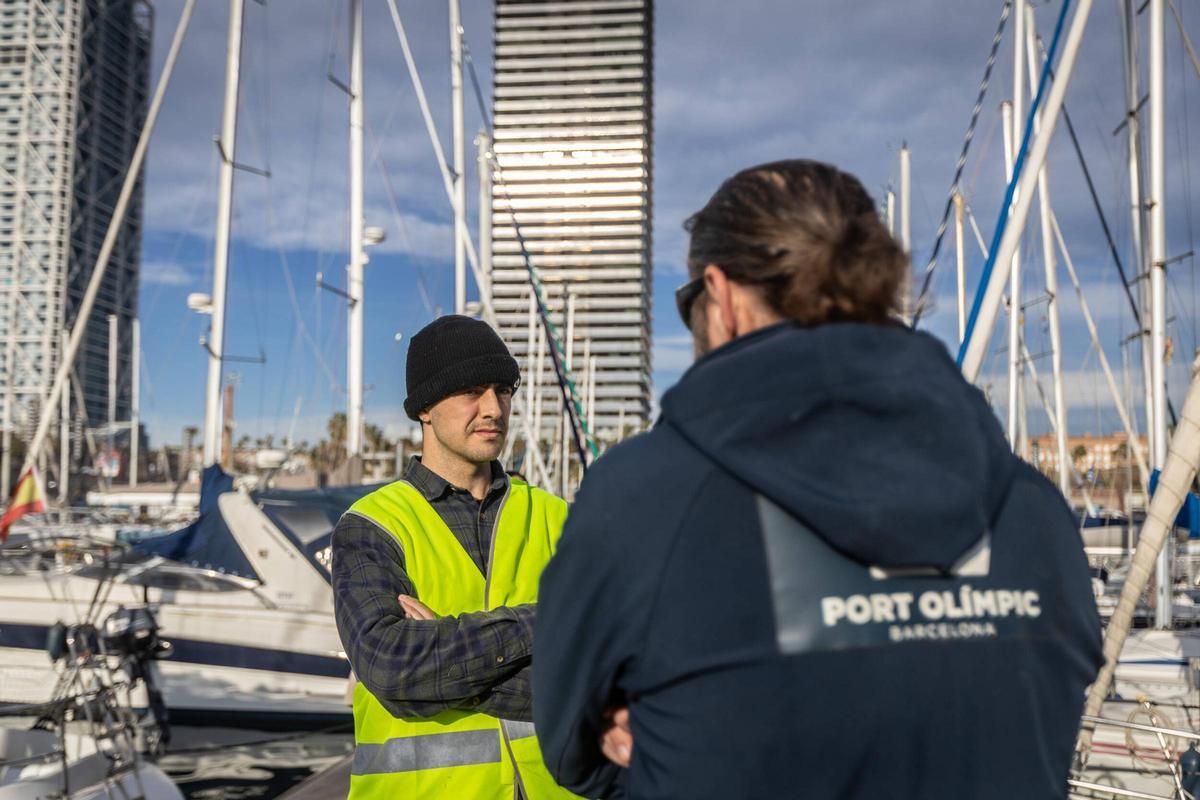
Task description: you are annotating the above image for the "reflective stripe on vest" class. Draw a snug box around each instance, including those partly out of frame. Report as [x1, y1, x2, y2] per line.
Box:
[345, 478, 580, 800]
[502, 720, 538, 741]
[352, 730, 501, 775]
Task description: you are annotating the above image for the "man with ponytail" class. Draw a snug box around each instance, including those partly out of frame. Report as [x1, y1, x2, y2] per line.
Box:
[533, 160, 1101, 798]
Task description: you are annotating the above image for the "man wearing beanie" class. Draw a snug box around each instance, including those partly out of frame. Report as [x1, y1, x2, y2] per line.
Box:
[331, 315, 579, 800]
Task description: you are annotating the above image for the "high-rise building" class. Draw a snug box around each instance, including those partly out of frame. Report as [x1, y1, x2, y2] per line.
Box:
[489, 0, 653, 436]
[0, 0, 150, 467]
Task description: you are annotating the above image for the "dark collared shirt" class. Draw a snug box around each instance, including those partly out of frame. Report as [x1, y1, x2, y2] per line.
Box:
[332, 456, 536, 721]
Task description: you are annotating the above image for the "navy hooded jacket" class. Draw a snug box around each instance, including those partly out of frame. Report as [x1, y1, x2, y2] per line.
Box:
[533, 322, 1102, 799]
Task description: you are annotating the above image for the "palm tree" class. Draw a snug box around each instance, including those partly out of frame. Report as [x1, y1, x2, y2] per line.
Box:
[328, 413, 347, 451]
[1071, 444, 1088, 467]
[315, 413, 348, 474]
[364, 422, 391, 453]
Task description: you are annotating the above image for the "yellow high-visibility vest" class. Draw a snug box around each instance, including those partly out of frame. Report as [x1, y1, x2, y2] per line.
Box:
[345, 477, 580, 800]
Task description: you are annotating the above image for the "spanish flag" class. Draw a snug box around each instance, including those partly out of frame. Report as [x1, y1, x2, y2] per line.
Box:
[0, 466, 45, 543]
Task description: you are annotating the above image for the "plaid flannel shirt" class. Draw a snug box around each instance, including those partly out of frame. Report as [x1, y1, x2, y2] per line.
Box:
[332, 457, 536, 721]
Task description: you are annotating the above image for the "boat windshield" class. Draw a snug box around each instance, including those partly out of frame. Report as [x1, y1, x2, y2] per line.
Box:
[73, 555, 262, 593]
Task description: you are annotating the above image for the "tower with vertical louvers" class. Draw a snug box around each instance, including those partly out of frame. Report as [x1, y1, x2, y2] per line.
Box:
[489, 0, 654, 436]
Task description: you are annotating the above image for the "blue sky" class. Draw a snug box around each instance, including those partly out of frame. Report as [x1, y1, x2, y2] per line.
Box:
[134, 0, 1200, 448]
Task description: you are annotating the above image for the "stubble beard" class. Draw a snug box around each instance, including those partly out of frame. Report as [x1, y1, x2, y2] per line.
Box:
[461, 420, 507, 464]
[427, 419, 507, 469]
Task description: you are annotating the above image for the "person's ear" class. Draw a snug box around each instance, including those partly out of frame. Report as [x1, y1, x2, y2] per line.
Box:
[703, 265, 737, 339]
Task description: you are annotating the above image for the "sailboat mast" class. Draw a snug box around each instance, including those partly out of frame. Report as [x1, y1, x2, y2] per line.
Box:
[1001, 100, 1021, 447]
[524, 288, 537, 451]
[560, 290, 576, 498]
[477, 132, 492, 301]
[1007, 0, 1026, 453]
[107, 314, 117, 438]
[347, 0, 365, 459]
[450, 0, 466, 315]
[58, 332, 68, 502]
[130, 318, 139, 488]
[1119, 0, 1154, 469]
[1149, 0, 1171, 628]
[955, 193, 966, 344]
[533, 322, 546, 455]
[2, 333, 11, 498]
[1024, 5, 1070, 498]
[203, 0, 245, 467]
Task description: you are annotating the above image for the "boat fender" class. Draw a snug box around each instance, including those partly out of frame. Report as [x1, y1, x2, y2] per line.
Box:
[1179, 742, 1200, 797]
[45, 621, 66, 661]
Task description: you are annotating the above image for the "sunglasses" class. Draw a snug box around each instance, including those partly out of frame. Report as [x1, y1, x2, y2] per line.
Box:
[674, 276, 705, 327]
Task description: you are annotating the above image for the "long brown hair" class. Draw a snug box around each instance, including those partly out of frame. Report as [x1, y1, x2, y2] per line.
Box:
[684, 159, 907, 325]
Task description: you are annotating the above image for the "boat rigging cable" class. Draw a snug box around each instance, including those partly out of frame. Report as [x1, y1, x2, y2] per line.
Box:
[957, 0, 1073, 368]
[461, 35, 599, 467]
[909, 0, 1012, 327]
[1169, 0, 1200, 81]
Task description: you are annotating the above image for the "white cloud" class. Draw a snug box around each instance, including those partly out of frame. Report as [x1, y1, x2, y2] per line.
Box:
[364, 210, 453, 260]
[141, 261, 196, 286]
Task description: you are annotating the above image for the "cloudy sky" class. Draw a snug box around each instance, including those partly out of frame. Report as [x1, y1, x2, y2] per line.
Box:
[134, 0, 1200, 447]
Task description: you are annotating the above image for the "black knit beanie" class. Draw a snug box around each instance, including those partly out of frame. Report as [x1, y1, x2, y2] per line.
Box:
[404, 315, 520, 420]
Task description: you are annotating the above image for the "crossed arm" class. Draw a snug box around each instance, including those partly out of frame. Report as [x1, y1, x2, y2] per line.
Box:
[331, 515, 537, 720]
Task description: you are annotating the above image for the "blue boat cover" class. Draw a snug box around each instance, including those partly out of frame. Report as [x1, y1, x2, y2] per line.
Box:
[1149, 469, 1200, 538]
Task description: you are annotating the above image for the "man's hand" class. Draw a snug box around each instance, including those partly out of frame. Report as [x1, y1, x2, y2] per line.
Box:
[398, 594, 436, 620]
[599, 706, 632, 768]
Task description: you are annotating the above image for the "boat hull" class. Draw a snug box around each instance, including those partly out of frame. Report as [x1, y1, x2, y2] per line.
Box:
[0, 574, 351, 727]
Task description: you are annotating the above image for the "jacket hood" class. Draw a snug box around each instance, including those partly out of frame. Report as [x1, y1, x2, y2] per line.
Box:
[659, 322, 1016, 571]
